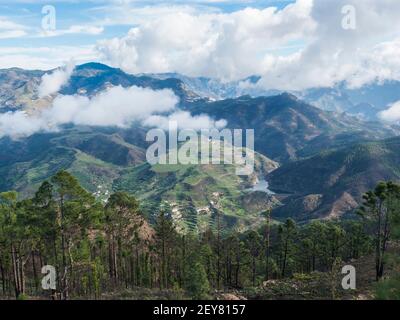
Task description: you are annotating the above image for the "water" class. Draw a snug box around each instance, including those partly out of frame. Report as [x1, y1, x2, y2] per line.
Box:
[247, 178, 275, 194]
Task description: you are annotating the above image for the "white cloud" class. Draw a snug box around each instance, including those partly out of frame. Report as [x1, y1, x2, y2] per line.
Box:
[38, 61, 76, 98]
[96, 0, 400, 90]
[96, 0, 315, 80]
[0, 85, 224, 139]
[256, 0, 400, 90]
[0, 46, 97, 70]
[0, 16, 27, 39]
[0, 111, 44, 139]
[0, 30, 27, 39]
[45, 85, 178, 127]
[346, 38, 400, 89]
[143, 111, 227, 130]
[379, 101, 400, 123]
[39, 25, 104, 37]
[3, 0, 400, 92]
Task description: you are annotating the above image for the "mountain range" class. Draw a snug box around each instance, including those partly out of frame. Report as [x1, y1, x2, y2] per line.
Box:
[1, 62, 400, 229]
[149, 72, 400, 121]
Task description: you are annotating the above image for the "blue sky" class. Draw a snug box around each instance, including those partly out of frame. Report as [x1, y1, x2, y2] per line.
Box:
[0, 0, 399, 93]
[2, 0, 400, 139]
[0, 1, 295, 52]
[0, 0, 299, 71]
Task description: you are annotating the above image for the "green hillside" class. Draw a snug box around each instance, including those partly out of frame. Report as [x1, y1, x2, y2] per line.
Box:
[0, 127, 143, 194]
[268, 137, 400, 221]
[114, 152, 279, 233]
[0, 128, 279, 232]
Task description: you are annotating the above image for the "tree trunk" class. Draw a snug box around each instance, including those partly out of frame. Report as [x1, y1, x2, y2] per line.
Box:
[11, 244, 21, 299]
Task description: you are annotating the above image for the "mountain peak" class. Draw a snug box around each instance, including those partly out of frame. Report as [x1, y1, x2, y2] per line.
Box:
[76, 62, 115, 71]
[279, 92, 298, 101]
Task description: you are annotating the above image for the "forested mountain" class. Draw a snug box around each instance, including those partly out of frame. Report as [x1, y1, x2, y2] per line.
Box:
[188, 93, 400, 162]
[0, 173, 399, 300]
[149, 72, 400, 121]
[1, 63, 400, 223]
[0, 63, 203, 114]
[268, 137, 400, 221]
[1, 62, 400, 300]
[0, 125, 281, 232]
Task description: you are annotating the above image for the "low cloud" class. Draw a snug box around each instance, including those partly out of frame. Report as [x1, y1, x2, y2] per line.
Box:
[0, 111, 45, 139]
[379, 101, 400, 123]
[0, 85, 225, 139]
[38, 61, 76, 98]
[44, 85, 178, 127]
[143, 111, 227, 130]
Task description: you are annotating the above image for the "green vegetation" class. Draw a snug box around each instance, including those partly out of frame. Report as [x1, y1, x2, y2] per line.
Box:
[0, 129, 280, 233]
[0, 172, 399, 300]
[269, 137, 400, 221]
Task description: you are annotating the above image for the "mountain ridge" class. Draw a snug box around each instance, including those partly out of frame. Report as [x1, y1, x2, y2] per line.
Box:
[268, 136, 400, 221]
[1, 62, 400, 225]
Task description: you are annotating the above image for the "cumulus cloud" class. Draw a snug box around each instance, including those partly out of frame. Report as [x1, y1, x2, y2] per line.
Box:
[96, 0, 315, 81]
[0, 85, 225, 139]
[257, 0, 400, 90]
[379, 101, 400, 123]
[38, 61, 76, 98]
[96, 0, 400, 90]
[44, 85, 178, 127]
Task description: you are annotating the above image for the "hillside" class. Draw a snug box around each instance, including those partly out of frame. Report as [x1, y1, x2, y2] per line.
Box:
[188, 93, 400, 162]
[114, 151, 279, 233]
[0, 127, 279, 232]
[268, 137, 400, 221]
[0, 127, 142, 196]
[2, 63, 400, 225]
[2, 63, 398, 163]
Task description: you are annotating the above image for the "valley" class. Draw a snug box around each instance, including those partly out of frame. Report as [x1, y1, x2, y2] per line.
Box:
[2, 0, 400, 302]
[2, 0, 400, 303]
[1, 63, 400, 228]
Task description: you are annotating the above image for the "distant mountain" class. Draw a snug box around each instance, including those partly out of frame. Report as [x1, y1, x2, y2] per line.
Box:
[2, 62, 400, 226]
[268, 136, 400, 221]
[0, 63, 204, 113]
[147, 72, 274, 100]
[63, 63, 203, 103]
[0, 68, 46, 112]
[149, 73, 400, 121]
[187, 93, 400, 162]
[299, 81, 400, 121]
[3, 63, 398, 163]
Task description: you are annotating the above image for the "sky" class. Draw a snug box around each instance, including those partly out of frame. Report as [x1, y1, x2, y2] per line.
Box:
[0, 0, 294, 69]
[0, 0, 400, 90]
[1, 0, 400, 137]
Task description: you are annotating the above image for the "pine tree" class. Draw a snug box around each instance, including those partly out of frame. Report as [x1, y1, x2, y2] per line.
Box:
[245, 231, 262, 286]
[359, 181, 400, 281]
[278, 219, 297, 278]
[155, 208, 176, 289]
[185, 252, 210, 300]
